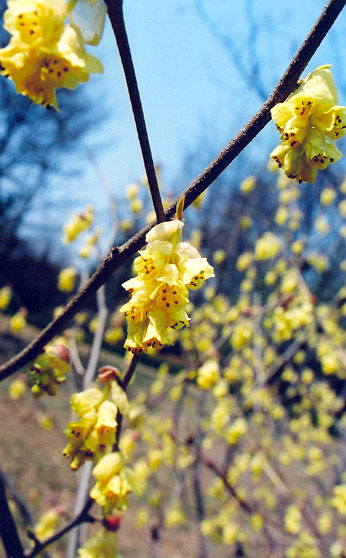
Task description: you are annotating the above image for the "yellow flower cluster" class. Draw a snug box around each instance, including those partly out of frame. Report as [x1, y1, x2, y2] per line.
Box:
[0, 0, 103, 109]
[332, 484, 346, 515]
[58, 266, 77, 292]
[9, 308, 27, 332]
[120, 219, 214, 353]
[27, 341, 70, 397]
[33, 508, 62, 541]
[255, 232, 281, 260]
[63, 380, 128, 470]
[63, 205, 93, 244]
[8, 377, 26, 399]
[197, 359, 220, 389]
[90, 452, 133, 515]
[0, 285, 12, 310]
[271, 66, 346, 183]
[78, 527, 118, 558]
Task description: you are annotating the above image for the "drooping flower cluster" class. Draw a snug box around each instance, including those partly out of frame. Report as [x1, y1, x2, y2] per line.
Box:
[63, 205, 94, 244]
[27, 340, 71, 397]
[0, 0, 104, 109]
[120, 219, 214, 353]
[270, 66, 346, 183]
[90, 451, 134, 515]
[63, 379, 129, 470]
[78, 527, 118, 558]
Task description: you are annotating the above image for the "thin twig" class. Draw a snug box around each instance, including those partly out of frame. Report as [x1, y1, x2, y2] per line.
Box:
[105, 0, 165, 224]
[25, 498, 95, 558]
[0, 0, 344, 382]
[114, 352, 140, 450]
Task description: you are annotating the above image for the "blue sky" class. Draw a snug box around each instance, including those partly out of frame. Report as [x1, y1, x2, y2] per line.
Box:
[26, 0, 346, 257]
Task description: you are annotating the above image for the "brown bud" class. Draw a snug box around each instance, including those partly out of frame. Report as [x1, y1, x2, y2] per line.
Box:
[49, 344, 70, 364]
[103, 515, 122, 531]
[242, 307, 252, 317]
[97, 365, 121, 383]
[280, 294, 295, 310]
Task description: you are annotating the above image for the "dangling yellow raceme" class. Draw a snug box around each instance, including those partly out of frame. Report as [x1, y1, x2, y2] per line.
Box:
[0, 0, 103, 109]
[270, 66, 346, 183]
[120, 219, 214, 353]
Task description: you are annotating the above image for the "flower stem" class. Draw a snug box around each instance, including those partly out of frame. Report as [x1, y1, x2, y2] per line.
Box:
[114, 352, 140, 450]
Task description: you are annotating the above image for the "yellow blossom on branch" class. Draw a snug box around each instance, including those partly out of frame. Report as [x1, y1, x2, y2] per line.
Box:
[63, 379, 129, 470]
[78, 527, 118, 558]
[0, 285, 12, 310]
[270, 66, 346, 183]
[68, 0, 107, 47]
[0, 0, 103, 109]
[120, 219, 214, 353]
[90, 452, 133, 515]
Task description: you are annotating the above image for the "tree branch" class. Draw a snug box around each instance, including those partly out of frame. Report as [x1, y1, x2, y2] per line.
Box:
[24, 498, 95, 558]
[0, 0, 344, 382]
[105, 0, 165, 223]
[0, 470, 24, 558]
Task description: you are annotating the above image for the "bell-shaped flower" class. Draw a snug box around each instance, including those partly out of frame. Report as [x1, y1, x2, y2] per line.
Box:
[68, 0, 107, 46]
[0, 0, 103, 108]
[270, 66, 345, 182]
[63, 383, 121, 470]
[90, 452, 133, 514]
[120, 219, 214, 353]
[3, 0, 67, 46]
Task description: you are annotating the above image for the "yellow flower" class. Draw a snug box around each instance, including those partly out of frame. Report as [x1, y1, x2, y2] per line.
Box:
[120, 220, 214, 353]
[9, 378, 26, 400]
[34, 508, 62, 541]
[78, 527, 118, 558]
[90, 452, 133, 514]
[0, 0, 103, 109]
[10, 309, 27, 332]
[197, 359, 220, 389]
[63, 382, 128, 470]
[320, 187, 336, 205]
[165, 505, 186, 527]
[332, 484, 346, 515]
[255, 232, 281, 260]
[240, 175, 255, 194]
[63, 205, 93, 243]
[58, 266, 77, 292]
[270, 66, 346, 182]
[284, 505, 301, 534]
[27, 341, 71, 397]
[3, 0, 67, 45]
[68, 0, 107, 47]
[0, 286, 12, 310]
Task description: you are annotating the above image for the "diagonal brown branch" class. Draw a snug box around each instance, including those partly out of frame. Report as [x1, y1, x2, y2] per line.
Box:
[0, 0, 344, 382]
[24, 498, 95, 558]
